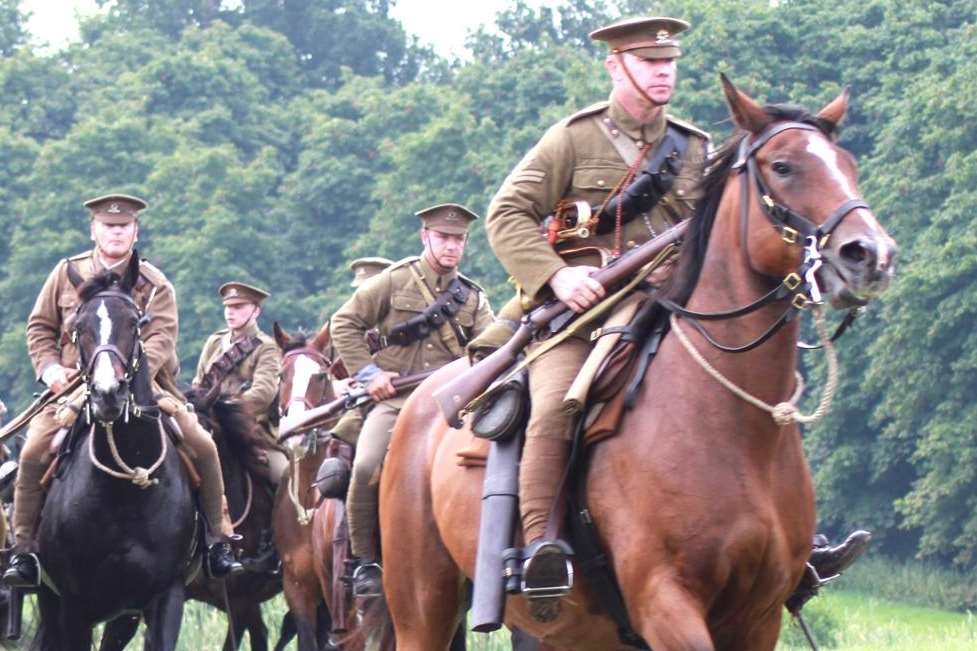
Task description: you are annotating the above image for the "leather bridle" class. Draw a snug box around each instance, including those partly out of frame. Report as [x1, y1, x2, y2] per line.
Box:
[73, 290, 145, 387]
[659, 121, 869, 352]
[279, 346, 333, 414]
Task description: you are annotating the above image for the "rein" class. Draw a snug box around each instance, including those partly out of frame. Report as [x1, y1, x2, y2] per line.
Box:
[87, 419, 168, 488]
[659, 121, 868, 352]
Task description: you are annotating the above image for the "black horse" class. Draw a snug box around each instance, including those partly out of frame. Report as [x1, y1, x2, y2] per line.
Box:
[32, 256, 196, 650]
[100, 389, 286, 651]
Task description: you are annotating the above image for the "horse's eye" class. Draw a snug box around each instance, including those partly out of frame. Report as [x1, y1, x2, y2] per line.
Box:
[771, 161, 792, 176]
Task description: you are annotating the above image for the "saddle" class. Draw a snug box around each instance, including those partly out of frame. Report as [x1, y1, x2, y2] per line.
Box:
[459, 295, 669, 467]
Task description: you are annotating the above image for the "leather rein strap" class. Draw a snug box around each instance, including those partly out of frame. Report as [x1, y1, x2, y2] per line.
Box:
[660, 121, 869, 352]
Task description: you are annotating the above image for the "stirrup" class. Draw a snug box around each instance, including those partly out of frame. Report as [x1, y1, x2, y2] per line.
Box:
[1, 553, 41, 589]
[351, 562, 383, 598]
[521, 539, 574, 600]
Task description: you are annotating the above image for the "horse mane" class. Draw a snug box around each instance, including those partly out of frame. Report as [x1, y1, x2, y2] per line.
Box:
[76, 269, 126, 302]
[662, 103, 837, 306]
[185, 386, 275, 454]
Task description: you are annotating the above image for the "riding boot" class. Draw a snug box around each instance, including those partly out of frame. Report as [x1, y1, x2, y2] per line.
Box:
[241, 528, 280, 575]
[2, 460, 48, 588]
[351, 559, 383, 598]
[519, 437, 573, 622]
[786, 530, 871, 613]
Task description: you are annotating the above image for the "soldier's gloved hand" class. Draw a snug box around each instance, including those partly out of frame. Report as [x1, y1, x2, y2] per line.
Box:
[367, 371, 399, 402]
[549, 265, 606, 313]
[42, 363, 72, 394]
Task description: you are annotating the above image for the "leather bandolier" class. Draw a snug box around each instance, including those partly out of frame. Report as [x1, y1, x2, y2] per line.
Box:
[366, 276, 472, 354]
[197, 336, 261, 403]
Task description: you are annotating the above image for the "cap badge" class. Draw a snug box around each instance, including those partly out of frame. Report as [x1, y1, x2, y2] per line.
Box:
[228, 288, 238, 297]
[656, 29, 671, 43]
[107, 202, 122, 213]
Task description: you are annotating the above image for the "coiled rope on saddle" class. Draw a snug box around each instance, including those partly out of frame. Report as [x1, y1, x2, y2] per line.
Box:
[87, 418, 168, 488]
[670, 306, 838, 426]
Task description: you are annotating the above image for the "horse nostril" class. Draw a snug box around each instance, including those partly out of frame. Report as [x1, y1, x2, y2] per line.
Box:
[840, 239, 876, 270]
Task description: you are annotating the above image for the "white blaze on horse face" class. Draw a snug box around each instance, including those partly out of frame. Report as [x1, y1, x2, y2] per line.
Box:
[92, 300, 117, 393]
[286, 354, 321, 419]
[805, 132, 888, 242]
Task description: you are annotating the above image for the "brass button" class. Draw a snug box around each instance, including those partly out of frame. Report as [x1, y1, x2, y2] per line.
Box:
[627, 240, 637, 248]
[610, 129, 619, 136]
[597, 179, 605, 187]
[636, 140, 644, 147]
[677, 189, 686, 196]
[424, 363, 430, 368]
[426, 343, 434, 350]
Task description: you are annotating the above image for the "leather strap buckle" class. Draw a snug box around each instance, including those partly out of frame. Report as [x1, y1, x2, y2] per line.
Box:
[791, 294, 810, 310]
[781, 226, 799, 244]
[783, 273, 802, 291]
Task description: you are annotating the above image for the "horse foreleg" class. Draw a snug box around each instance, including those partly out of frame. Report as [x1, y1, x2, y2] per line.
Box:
[631, 581, 714, 651]
[226, 601, 267, 651]
[142, 583, 185, 651]
[99, 614, 141, 651]
[720, 604, 783, 651]
[281, 579, 322, 651]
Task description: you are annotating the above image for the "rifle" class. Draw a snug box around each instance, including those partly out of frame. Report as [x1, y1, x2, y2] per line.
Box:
[278, 369, 437, 441]
[433, 220, 689, 428]
[0, 373, 84, 443]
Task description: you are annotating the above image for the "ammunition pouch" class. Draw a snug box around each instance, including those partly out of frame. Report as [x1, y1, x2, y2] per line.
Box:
[374, 277, 471, 351]
[472, 365, 529, 441]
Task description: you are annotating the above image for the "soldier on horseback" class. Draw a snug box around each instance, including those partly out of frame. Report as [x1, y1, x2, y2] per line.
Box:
[482, 16, 869, 617]
[2, 194, 240, 588]
[330, 205, 494, 598]
[192, 281, 288, 572]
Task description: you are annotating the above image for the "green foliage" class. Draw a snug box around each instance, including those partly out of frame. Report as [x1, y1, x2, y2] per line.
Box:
[0, 0, 976, 572]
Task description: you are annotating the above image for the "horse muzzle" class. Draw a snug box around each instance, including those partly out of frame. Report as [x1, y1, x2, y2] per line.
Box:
[90, 384, 129, 423]
[820, 234, 898, 307]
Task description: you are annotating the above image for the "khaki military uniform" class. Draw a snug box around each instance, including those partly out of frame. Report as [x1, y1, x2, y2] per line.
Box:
[16, 249, 232, 544]
[486, 93, 708, 542]
[331, 254, 494, 559]
[193, 320, 288, 484]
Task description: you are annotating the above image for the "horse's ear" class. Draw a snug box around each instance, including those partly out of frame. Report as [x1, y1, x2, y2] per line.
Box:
[273, 321, 290, 349]
[720, 73, 770, 134]
[119, 251, 140, 294]
[311, 322, 331, 352]
[816, 86, 849, 131]
[65, 261, 84, 289]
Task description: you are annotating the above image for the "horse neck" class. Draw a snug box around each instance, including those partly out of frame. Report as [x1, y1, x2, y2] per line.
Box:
[683, 179, 801, 411]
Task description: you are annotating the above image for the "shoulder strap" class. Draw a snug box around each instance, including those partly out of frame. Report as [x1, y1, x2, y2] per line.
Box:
[593, 114, 643, 166]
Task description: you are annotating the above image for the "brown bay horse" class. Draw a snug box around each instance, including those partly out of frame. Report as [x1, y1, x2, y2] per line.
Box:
[271, 323, 338, 651]
[377, 77, 897, 651]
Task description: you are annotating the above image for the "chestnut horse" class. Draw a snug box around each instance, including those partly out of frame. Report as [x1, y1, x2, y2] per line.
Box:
[271, 323, 340, 651]
[378, 77, 897, 650]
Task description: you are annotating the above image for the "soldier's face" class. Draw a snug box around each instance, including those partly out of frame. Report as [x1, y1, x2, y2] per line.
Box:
[422, 228, 467, 270]
[224, 302, 260, 331]
[91, 220, 138, 261]
[607, 53, 677, 107]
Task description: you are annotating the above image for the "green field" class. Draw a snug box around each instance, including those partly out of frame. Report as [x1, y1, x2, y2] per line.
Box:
[168, 588, 976, 650]
[7, 583, 975, 649]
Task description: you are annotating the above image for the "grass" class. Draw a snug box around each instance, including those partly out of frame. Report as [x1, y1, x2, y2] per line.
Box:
[5, 560, 977, 649]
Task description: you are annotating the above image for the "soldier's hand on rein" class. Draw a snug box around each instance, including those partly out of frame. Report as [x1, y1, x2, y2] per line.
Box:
[367, 371, 399, 401]
[549, 265, 606, 313]
[42, 364, 72, 394]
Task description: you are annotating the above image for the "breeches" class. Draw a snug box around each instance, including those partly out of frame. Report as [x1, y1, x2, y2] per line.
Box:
[346, 401, 401, 559]
[526, 337, 592, 441]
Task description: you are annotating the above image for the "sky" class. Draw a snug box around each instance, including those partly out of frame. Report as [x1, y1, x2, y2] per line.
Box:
[21, 0, 556, 58]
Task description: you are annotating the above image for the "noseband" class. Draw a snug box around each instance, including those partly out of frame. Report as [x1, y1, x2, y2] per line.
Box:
[660, 121, 870, 352]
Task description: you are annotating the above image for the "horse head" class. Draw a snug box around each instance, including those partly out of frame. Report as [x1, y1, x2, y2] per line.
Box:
[69, 254, 147, 424]
[718, 74, 897, 310]
[274, 322, 336, 447]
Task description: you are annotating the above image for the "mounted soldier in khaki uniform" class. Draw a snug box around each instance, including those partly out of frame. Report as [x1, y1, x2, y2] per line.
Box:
[482, 17, 870, 615]
[2, 194, 240, 588]
[192, 282, 287, 486]
[330, 204, 494, 597]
